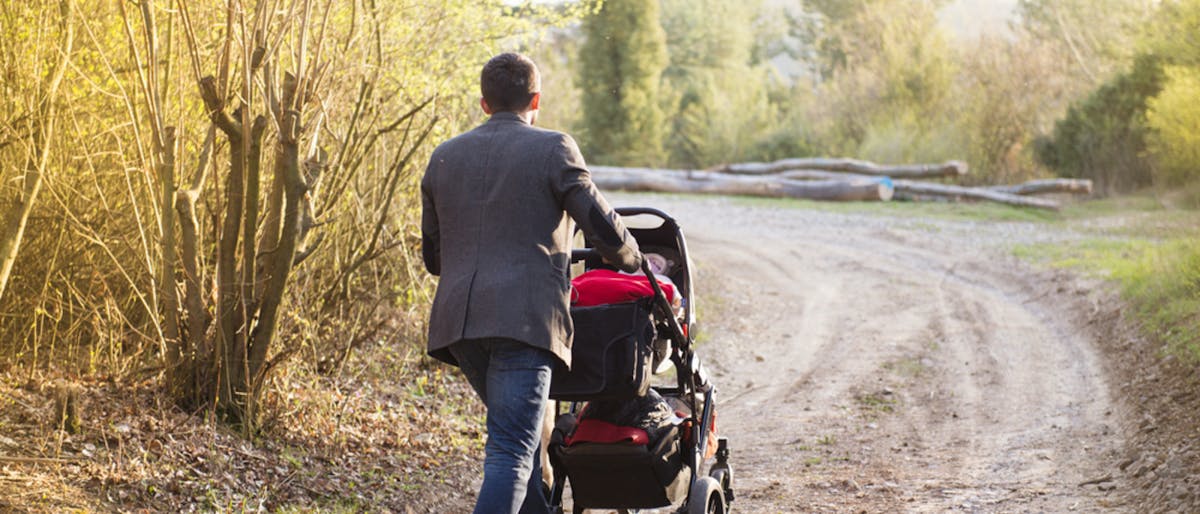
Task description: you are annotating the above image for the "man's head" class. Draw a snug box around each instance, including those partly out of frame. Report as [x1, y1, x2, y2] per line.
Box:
[480, 53, 541, 120]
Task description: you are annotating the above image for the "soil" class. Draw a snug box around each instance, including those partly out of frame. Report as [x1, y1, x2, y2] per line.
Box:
[553, 192, 1196, 513]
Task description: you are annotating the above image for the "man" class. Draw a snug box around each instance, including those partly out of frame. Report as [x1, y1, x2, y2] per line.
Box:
[421, 53, 642, 513]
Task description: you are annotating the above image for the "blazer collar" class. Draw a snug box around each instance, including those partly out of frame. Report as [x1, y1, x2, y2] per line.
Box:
[487, 111, 529, 125]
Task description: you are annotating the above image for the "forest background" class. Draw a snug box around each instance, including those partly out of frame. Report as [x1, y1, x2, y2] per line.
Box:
[0, 0, 1197, 510]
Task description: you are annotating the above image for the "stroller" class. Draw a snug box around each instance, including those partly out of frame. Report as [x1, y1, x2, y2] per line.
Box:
[547, 207, 733, 514]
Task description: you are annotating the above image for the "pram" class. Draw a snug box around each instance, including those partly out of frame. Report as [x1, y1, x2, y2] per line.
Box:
[548, 207, 734, 514]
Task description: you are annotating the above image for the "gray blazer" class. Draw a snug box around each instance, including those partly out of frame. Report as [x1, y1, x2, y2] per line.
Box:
[421, 112, 642, 367]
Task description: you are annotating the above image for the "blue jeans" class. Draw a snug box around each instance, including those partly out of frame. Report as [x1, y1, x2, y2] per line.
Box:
[449, 338, 553, 514]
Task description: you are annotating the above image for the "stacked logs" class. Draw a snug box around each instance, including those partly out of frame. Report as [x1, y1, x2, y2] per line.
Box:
[591, 166, 895, 202]
[590, 159, 1093, 211]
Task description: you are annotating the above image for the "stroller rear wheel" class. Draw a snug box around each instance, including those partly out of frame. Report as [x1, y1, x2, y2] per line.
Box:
[686, 477, 727, 514]
[709, 467, 732, 503]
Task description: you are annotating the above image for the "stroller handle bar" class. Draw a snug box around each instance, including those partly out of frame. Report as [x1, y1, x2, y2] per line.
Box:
[613, 206, 677, 223]
[569, 248, 602, 263]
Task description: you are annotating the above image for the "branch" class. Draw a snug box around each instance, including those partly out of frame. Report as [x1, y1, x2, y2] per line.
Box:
[199, 76, 240, 139]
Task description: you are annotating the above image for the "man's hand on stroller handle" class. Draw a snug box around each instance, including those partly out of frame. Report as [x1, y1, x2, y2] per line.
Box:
[588, 249, 648, 275]
[573, 250, 657, 281]
[571, 248, 646, 267]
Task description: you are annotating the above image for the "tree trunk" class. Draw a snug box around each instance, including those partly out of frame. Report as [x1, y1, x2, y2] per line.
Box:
[256, 145, 285, 301]
[777, 169, 875, 181]
[716, 158, 968, 178]
[590, 166, 894, 202]
[175, 188, 206, 405]
[247, 110, 308, 419]
[158, 128, 182, 394]
[987, 178, 1093, 196]
[198, 75, 249, 423]
[0, 1, 74, 303]
[892, 180, 1061, 210]
[241, 115, 269, 333]
[0, 157, 48, 303]
[779, 170, 1084, 204]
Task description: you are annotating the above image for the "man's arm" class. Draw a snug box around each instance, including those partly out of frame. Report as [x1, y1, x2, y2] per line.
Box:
[550, 134, 642, 273]
[420, 162, 441, 276]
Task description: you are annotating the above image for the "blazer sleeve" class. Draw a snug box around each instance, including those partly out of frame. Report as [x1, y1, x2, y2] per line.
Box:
[420, 158, 441, 276]
[550, 134, 642, 273]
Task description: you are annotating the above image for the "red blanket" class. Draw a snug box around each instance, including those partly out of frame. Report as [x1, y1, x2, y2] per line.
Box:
[566, 418, 649, 446]
[571, 269, 676, 307]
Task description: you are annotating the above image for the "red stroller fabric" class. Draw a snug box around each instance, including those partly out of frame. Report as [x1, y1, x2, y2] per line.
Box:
[566, 418, 650, 446]
[571, 269, 676, 307]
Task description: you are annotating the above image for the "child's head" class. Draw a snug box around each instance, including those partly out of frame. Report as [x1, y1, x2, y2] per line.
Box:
[645, 253, 672, 275]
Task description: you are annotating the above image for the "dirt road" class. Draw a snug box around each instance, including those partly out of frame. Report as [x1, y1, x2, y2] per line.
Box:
[610, 193, 1129, 512]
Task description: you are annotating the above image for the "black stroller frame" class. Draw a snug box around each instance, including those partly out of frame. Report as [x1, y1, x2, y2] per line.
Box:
[548, 207, 734, 514]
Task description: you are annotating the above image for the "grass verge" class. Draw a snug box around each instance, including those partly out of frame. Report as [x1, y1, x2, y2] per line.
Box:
[1014, 234, 1200, 362]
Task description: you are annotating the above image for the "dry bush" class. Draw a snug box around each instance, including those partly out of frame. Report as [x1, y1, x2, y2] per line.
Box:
[951, 36, 1079, 186]
[0, 0, 574, 430]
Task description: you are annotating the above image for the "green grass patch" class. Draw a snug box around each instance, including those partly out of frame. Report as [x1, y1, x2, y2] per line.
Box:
[882, 356, 927, 378]
[1059, 192, 1168, 219]
[1015, 237, 1200, 361]
[1118, 240, 1200, 360]
[1011, 238, 1158, 276]
[277, 499, 366, 513]
[1058, 193, 1200, 239]
[855, 392, 896, 413]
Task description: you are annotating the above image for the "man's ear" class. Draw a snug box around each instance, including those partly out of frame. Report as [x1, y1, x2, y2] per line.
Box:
[528, 92, 540, 111]
[480, 97, 494, 115]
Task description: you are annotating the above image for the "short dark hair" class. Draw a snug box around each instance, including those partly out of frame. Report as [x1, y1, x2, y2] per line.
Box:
[481, 53, 540, 113]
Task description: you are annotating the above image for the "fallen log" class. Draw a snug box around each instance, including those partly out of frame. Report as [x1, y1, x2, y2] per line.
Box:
[591, 165, 1060, 210]
[892, 179, 1060, 210]
[777, 171, 1082, 208]
[986, 178, 1093, 196]
[778, 169, 873, 181]
[591, 166, 894, 202]
[716, 158, 967, 178]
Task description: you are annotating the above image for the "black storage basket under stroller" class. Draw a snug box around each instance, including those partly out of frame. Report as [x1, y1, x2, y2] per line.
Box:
[549, 298, 655, 402]
[553, 423, 691, 508]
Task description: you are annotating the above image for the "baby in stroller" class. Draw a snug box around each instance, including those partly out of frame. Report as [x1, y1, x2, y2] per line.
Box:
[570, 252, 683, 316]
[570, 250, 683, 376]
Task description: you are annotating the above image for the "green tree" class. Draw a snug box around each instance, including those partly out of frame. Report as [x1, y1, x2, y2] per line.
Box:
[802, 0, 956, 161]
[1141, 0, 1200, 197]
[1145, 66, 1200, 188]
[1146, 0, 1200, 66]
[659, 0, 778, 168]
[1034, 54, 1165, 194]
[578, 0, 668, 166]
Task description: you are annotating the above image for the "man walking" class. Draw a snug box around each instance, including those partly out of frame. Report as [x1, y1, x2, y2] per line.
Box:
[421, 53, 642, 513]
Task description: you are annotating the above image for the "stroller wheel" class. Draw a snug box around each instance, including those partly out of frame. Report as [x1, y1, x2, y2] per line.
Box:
[686, 476, 727, 514]
[709, 467, 733, 504]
